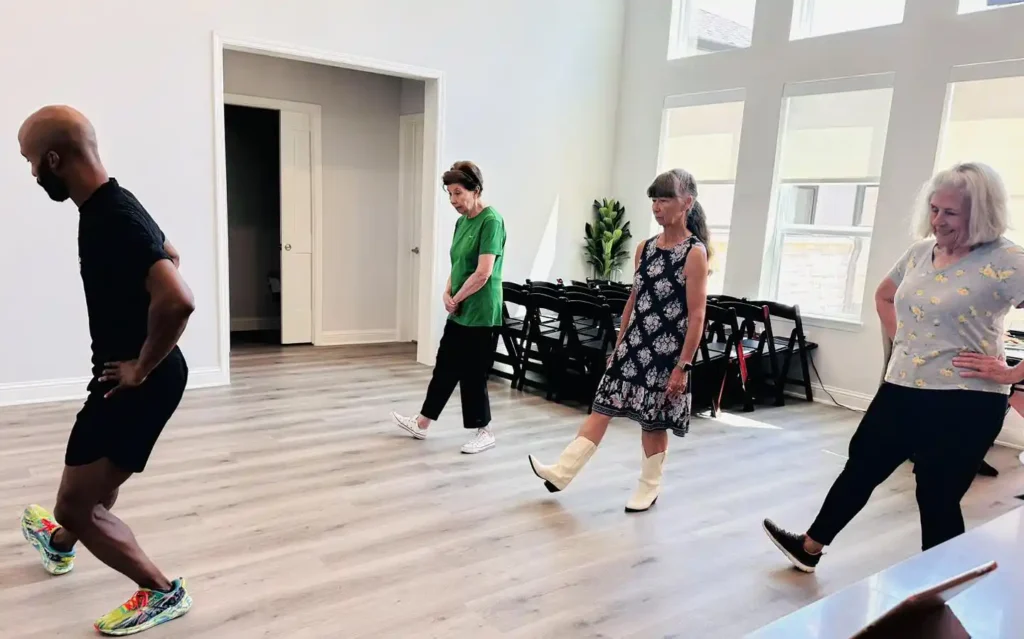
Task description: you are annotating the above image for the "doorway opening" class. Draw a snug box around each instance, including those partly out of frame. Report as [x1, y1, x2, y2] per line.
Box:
[223, 92, 320, 351]
[213, 35, 445, 377]
[226, 104, 282, 347]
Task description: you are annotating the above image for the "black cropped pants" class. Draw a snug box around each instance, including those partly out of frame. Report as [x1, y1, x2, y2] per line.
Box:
[420, 320, 497, 429]
[807, 383, 1007, 551]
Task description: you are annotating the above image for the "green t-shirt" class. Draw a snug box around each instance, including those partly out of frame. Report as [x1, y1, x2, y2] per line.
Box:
[450, 207, 505, 327]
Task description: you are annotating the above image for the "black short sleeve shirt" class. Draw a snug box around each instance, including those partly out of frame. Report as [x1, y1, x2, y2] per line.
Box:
[78, 179, 171, 372]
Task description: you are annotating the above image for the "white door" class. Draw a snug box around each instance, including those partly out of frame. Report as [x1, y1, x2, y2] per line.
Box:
[398, 115, 425, 342]
[280, 110, 314, 344]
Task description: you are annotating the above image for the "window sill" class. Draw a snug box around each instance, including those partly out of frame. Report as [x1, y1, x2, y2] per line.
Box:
[799, 313, 864, 333]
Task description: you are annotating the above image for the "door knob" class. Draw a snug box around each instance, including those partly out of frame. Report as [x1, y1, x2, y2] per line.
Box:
[411, 247, 420, 254]
[284, 244, 292, 251]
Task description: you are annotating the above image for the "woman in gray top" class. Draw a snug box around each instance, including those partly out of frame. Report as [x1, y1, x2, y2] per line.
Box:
[763, 162, 1024, 572]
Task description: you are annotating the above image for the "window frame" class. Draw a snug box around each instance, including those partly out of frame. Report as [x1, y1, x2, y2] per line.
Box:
[936, 60, 1024, 332]
[646, 178, 735, 295]
[959, 0, 1024, 14]
[767, 178, 877, 319]
[655, 90, 747, 294]
[668, 0, 756, 59]
[783, 182, 877, 227]
[790, 0, 906, 41]
[694, 179, 736, 295]
[762, 74, 894, 323]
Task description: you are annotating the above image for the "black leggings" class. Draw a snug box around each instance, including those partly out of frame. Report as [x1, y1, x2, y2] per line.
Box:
[808, 383, 1007, 551]
[421, 320, 497, 429]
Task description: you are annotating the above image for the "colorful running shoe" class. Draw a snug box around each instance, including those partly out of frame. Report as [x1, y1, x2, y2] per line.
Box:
[94, 578, 192, 636]
[21, 504, 75, 575]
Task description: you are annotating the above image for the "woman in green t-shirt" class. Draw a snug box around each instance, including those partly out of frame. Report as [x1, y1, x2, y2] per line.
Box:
[391, 161, 506, 454]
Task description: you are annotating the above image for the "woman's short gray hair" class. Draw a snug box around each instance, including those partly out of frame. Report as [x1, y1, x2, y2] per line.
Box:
[912, 162, 1008, 245]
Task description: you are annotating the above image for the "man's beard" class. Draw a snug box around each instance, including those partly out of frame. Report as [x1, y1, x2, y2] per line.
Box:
[37, 162, 70, 202]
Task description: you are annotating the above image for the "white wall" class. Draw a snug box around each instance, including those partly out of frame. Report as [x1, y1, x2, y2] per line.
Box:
[224, 50, 402, 339]
[0, 0, 625, 405]
[225, 105, 281, 331]
[614, 0, 1024, 407]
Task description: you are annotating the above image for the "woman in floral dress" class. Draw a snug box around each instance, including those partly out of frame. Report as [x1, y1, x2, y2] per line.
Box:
[528, 169, 710, 512]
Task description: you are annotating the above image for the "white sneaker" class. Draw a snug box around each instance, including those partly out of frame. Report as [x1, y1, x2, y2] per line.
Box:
[391, 412, 428, 439]
[461, 428, 496, 454]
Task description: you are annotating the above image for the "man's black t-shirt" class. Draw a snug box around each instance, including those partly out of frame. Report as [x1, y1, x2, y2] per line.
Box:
[78, 179, 175, 375]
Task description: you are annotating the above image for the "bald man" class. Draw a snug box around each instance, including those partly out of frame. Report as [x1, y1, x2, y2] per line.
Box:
[17, 106, 193, 635]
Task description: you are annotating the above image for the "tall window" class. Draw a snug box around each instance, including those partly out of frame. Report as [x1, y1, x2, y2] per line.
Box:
[766, 81, 893, 321]
[791, 0, 905, 40]
[936, 74, 1024, 329]
[669, 0, 756, 59]
[658, 94, 745, 293]
[960, 0, 1024, 12]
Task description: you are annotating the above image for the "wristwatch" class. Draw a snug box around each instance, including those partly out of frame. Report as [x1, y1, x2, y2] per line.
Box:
[676, 362, 693, 372]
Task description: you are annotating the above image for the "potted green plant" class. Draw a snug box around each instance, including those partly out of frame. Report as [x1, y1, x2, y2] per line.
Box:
[584, 198, 632, 281]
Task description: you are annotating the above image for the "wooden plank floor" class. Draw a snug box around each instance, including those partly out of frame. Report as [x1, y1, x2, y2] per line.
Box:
[1, 344, 1022, 638]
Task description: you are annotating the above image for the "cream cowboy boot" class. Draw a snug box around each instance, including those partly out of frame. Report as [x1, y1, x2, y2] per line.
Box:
[528, 437, 597, 492]
[625, 451, 666, 513]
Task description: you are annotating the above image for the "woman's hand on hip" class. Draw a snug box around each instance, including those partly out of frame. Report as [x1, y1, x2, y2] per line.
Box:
[953, 351, 1019, 385]
[665, 367, 689, 398]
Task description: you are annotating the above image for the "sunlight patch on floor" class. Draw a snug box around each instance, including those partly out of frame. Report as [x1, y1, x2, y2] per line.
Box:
[708, 411, 783, 430]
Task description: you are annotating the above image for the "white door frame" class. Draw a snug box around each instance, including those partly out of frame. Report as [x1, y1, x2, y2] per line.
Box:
[224, 93, 323, 345]
[212, 33, 446, 378]
[397, 113, 425, 343]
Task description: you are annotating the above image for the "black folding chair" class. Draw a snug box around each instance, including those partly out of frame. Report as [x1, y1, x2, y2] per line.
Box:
[560, 299, 617, 408]
[562, 289, 605, 340]
[701, 304, 752, 413]
[518, 292, 568, 400]
[746, 300, 818, 405]
[717, 300, 781, 408]
[525, 279, 562, 293]
[490, 283, 530, 385]
[526, 280, 563, 333]
[563, 284, 595, 296]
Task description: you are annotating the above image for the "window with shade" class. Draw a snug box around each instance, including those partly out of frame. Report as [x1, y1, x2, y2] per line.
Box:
[668, 0, 756, 59]
[790, 0, 905, 40]
[658, 94, 745, 294]
[960, 0, 1024, 13]
[765, 80, 893, 321]
[935, 74, 1024, 330]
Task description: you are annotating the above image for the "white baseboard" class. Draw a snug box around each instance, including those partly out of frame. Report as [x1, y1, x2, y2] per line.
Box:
[996, 405, 1024, 451]
[787, 382, 873, 412]
[231, 316, 280, 332]
[0, 366, 228, 408]
[189, 366, 231, 390]
[317, 329, 399, 346]
[995, 438, 1024, 452]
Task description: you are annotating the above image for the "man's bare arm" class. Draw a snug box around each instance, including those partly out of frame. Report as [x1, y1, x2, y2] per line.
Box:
[136, 259, 195, 377]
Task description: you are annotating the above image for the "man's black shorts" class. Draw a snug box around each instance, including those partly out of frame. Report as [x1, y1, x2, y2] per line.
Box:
[66, 352, 188, 473]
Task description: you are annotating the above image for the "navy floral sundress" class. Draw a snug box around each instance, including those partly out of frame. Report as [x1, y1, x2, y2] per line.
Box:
[592, 235, 702, 437]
